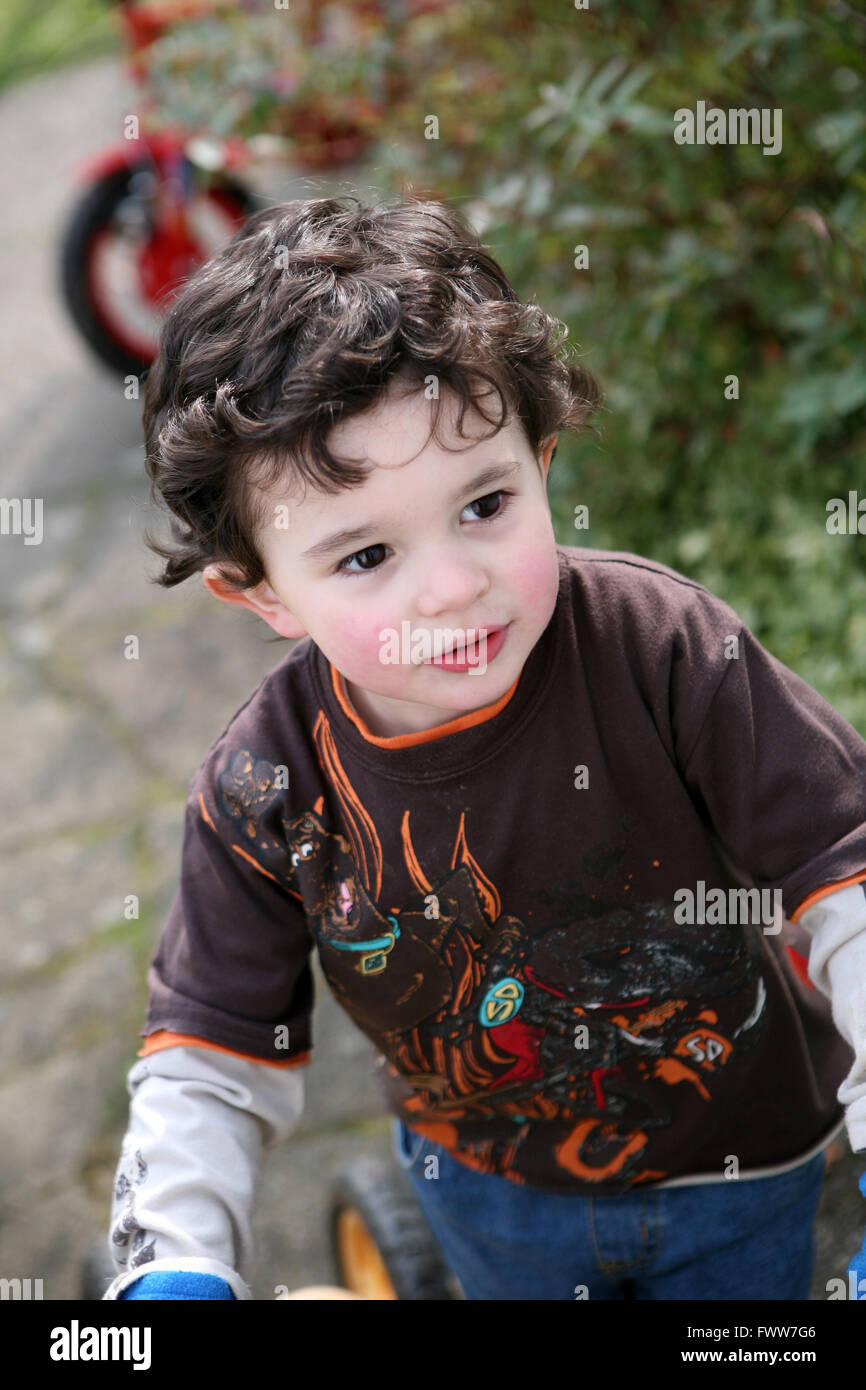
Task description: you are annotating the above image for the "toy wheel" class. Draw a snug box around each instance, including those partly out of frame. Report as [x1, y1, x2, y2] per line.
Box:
[81, 1239, 117, 1300]
[329, 1155, 459, 1300]
[58, 164, 256, 376]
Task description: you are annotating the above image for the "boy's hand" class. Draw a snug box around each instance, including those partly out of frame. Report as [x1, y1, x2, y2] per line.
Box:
[848, 1170, 866, 1300]
[118, 1270, 236, 1300]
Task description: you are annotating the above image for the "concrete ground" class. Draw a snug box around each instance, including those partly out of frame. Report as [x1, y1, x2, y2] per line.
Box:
[0, 54, 863, 1304]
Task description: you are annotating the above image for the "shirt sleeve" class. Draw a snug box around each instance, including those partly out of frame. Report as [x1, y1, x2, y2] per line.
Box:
[798, 882, 866, 1154]
[102, 1044, 306, 1299]
[669, 593, 866, 922]
[143, 744, 316, 1062]
[103, 732, 317, 1300]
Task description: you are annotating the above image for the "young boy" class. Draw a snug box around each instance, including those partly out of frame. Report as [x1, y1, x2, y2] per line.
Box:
[103, 195, 866, 1301]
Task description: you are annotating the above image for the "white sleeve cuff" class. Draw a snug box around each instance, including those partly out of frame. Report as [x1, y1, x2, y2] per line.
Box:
[103, 1255, 253, 1301]
[799, 882, 866, 1154]
[107, 1044, 306, 1286]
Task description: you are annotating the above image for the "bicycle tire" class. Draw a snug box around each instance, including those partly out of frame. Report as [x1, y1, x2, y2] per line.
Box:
[328, 1154, 460, 1300]
[58, 164, 256, 376]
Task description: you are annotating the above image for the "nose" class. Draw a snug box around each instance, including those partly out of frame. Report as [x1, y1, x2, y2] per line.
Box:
[413, 543, 490, 619]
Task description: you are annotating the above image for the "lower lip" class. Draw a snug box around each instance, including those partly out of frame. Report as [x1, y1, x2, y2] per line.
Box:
[425, 624, 510, 672]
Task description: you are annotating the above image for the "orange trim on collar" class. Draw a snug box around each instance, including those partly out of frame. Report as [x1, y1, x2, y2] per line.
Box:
[790, 870, 866, 922]
[137, 1030, 311, 1069]
[328, 663, 521, 748]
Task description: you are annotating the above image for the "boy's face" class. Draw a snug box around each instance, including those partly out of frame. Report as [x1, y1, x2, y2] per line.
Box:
[202, 381, 560, 738]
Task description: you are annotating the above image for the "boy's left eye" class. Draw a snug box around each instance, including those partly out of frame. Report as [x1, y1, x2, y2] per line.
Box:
[462, 489, 510, 522]
[335, 490, 512, 575]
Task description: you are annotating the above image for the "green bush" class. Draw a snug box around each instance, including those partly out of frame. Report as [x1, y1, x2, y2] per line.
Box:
[0, 0, 117, 91]
[370, 0, 866, 731]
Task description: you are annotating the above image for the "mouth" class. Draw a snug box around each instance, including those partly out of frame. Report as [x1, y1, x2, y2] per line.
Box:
[424, 623, 510, 671]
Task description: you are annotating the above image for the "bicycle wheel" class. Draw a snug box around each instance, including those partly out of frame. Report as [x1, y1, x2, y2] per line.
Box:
[58, 163, 256, 376]
[329, 1154, 459, 1300]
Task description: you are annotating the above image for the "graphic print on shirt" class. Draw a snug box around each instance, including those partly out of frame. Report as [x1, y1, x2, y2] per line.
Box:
[212, 714, 772, 1189]
[110, 1146, 157, 1269]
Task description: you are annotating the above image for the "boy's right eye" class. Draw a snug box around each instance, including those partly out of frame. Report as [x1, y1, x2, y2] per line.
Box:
[337, 544, 388, 575]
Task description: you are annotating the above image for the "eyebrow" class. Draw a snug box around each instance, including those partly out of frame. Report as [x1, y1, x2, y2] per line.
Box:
[300, 459, 524, 562]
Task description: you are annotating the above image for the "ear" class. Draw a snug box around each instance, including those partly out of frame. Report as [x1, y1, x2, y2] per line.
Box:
[540, 434, 558, 480]
[201, 565, 308, 640]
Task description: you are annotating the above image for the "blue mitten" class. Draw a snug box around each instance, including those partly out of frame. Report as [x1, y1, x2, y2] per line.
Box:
[118, 1270, 235, 1300]
[847, 1170, 866, 1300]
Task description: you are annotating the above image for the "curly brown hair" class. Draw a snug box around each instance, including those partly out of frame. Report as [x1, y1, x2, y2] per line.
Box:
[141, 193, 602, 594]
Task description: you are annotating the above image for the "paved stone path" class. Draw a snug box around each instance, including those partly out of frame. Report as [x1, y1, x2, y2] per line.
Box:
[0, 55, 862, 1304]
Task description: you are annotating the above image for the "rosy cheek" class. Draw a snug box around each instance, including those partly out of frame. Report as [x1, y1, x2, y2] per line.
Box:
[332, 612, 392, 671]
[508, 540, 559, 616]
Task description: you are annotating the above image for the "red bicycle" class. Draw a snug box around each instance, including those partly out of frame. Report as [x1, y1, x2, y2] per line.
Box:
[58, 0, 446, 375]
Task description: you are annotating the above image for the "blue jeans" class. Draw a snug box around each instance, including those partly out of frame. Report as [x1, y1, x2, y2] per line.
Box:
[391, 1118, 826, 1300]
